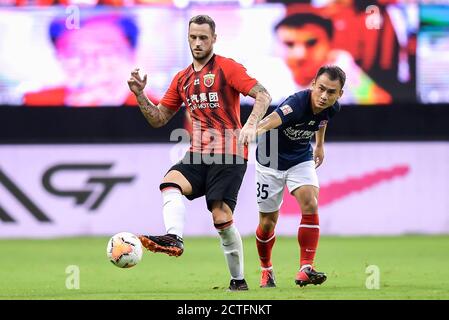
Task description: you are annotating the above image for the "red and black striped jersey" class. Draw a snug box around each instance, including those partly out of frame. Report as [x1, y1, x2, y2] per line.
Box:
[160, 54, 257, 159]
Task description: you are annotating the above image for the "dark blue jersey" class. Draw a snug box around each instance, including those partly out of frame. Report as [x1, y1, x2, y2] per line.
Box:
[256, 89, 340, 171]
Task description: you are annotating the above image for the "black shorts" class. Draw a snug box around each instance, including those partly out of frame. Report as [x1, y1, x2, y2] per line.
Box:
[167, 152, 247, 212]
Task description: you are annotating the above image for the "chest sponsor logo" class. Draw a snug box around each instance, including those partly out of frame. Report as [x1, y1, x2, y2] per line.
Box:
[187, 92, 220, 111]
[283, 127, 315, 141]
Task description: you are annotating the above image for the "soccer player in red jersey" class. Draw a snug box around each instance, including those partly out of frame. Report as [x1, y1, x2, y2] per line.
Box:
[127, 15, 271, 291]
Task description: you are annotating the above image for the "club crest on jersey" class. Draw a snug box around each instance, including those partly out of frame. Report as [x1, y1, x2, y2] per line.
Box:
[203, 73, 215, 87]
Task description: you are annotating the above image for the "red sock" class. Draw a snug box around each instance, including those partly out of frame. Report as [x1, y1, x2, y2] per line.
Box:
[298, 214, 320, 267]
[256, 225, 276, 268]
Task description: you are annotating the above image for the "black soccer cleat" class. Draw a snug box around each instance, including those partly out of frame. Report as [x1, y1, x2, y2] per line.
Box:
[228, 279, 249, 291]
[138, 233, 184, 257]
[295, 266, 327, 287]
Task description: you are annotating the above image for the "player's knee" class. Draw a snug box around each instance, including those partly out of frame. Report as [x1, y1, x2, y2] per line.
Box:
[259, 221, 275, 233]
[213, 213, 233, 225]
[211, 202, 233, 225]
[300, 198, 318, 214]
[259, 215, 276, 232]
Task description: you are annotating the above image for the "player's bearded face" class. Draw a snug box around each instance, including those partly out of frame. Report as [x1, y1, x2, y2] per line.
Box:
[188, 23, 216, 61]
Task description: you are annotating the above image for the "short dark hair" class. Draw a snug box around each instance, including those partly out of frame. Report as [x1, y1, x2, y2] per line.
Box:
[275, 13, 333, 40]
[315, 65, 346, 89]
[49, 13, 139, 49]
[189, 15, 216, 34]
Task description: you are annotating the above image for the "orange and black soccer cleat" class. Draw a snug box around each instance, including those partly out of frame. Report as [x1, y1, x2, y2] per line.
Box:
[260, 269, 276, 288]
[295, 266, 327, 287]
[138, 233, 184, 257]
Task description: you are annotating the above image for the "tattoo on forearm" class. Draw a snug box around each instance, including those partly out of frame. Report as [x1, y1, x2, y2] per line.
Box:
[136, 93, 163, 127]
[248, 84, 271, 126]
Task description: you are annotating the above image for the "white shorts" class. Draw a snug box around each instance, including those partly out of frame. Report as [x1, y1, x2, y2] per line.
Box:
[255, 160, 319, 213]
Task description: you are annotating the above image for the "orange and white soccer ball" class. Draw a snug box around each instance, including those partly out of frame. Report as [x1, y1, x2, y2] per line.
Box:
[107, 232, 143, 268]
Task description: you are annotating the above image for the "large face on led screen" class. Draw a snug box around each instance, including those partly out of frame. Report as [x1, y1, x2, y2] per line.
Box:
[53, 16, 135, 106]
[0, 2, 422, 106]
[0, 7, 185, 107]
[276, 23, 331, 87]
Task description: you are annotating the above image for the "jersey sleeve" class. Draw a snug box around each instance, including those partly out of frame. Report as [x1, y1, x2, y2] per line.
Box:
[274, 95, 304, 125]
[160, 72, 183, 111]
[220, 58, 258, 96]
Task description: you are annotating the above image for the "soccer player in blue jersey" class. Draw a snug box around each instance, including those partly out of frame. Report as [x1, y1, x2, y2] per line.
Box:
[254, 65, 345, 288]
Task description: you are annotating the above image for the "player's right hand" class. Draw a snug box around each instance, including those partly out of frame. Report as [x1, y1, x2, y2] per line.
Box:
[127, 68, 147, 96]
[314, 145, 325, 168]
[239, 122, 257, 145]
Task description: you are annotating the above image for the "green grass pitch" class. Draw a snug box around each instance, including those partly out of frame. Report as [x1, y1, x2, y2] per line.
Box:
[1, 235, 448, 300]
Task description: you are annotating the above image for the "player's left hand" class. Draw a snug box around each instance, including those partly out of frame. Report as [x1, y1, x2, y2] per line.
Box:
[314, 145, 325, 168]
[239, 122, 257, 145]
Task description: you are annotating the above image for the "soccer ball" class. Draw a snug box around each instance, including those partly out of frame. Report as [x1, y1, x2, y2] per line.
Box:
[107, 232, 143, 268]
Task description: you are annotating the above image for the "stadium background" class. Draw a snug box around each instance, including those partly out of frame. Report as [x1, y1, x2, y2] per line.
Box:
[0, 0, 448, 300]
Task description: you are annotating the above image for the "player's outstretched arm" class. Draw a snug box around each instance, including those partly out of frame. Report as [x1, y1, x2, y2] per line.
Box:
[314, 124, 327, 168]
[127, 68, 177, 128]
[239, 83, 272, 144]
[256, 111, 282, 136]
